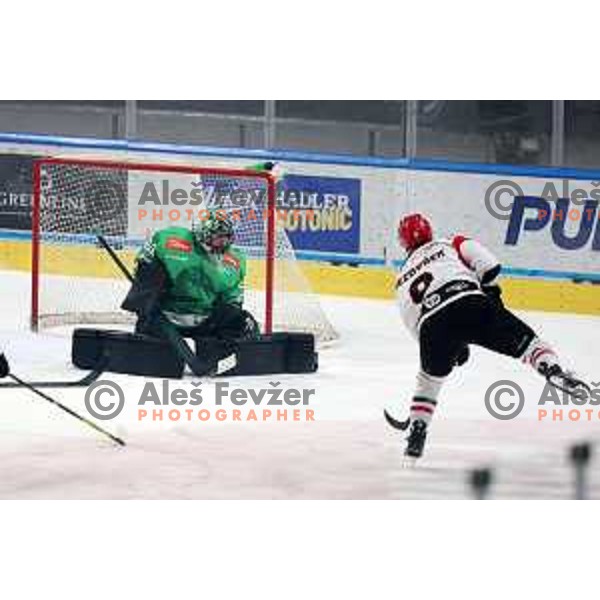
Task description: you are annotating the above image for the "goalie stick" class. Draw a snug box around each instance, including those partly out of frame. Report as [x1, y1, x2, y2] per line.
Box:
[96, 234, 237, 377]
[7, 371, 125, 447]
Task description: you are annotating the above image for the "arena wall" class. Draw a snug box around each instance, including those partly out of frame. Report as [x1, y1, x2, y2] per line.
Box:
[0, 132, 598, 316]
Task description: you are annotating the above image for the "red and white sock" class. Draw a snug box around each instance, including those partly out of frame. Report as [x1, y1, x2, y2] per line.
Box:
[409, 396, 438, 425]
[521, 336, 559, 375]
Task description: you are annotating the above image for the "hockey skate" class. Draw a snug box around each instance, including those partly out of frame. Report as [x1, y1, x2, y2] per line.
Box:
[405, 419, 428, 459]
[539, 362, 591, 398]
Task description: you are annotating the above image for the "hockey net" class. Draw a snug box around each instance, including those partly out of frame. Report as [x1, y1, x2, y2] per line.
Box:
[31, 158, 338, 342]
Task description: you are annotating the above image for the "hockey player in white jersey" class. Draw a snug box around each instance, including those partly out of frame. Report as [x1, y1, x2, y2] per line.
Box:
[387, 213, 589, 459]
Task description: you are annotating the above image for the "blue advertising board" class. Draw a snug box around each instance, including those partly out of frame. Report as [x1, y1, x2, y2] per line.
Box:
[279, 174, 361, 254]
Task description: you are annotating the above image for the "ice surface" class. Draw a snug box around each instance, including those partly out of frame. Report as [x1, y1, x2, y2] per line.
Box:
[1, 270, 599, 499]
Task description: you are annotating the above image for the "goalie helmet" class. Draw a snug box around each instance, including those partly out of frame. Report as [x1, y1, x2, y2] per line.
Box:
[194, 212, 234, 252]
[398, 213, 433, 252]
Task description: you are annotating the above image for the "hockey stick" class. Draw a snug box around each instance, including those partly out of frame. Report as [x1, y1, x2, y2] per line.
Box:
[383, 409, 410, 431]
[7, 372, 125, 447]
[96, 234, 136, 283]
[0, 364, 104, 389]
[0, 354, 108, 389]
[96, 234, 237, 377]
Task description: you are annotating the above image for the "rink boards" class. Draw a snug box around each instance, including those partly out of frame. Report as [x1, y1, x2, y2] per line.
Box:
[0, 132, 598, 317]
[1, 235, 598, 316]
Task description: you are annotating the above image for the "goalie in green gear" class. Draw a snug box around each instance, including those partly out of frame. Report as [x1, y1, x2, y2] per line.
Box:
[121, 212, 260, 341]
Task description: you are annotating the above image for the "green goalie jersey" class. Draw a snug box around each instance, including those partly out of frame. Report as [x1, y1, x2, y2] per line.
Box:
[138, 226, 247, 319]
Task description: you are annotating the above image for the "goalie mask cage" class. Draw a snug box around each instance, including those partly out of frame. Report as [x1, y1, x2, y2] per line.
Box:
[30, 157, 338, 342]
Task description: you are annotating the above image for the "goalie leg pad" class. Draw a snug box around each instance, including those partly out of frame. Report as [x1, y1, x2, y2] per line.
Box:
[72, 328, 185, 378]
[193, 333, 318, 376]
[72, 330, 317, 378]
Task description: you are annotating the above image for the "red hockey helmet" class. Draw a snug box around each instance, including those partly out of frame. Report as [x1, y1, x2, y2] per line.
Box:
[397, 213, 433, 252]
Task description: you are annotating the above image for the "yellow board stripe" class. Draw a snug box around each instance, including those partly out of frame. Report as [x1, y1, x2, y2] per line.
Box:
[1, 240, 598, 316]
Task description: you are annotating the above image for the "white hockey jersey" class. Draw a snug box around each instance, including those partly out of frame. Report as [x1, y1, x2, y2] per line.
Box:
[395, 236, 500, 338]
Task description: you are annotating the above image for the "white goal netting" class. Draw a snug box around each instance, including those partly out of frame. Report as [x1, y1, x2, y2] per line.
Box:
[32, 160, 338, 342]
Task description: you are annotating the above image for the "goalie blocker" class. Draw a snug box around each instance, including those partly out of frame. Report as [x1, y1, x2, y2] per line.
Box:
[72, 329, 318, 378]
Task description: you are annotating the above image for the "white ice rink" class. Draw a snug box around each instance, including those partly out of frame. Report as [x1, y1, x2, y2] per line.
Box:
[1, 270, 599, 499]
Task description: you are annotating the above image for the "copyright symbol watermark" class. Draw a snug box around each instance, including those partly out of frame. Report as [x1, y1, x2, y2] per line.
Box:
[484, 380, 525, 420]
[84, 380, 125, 420]
[484, 180, 524, 221]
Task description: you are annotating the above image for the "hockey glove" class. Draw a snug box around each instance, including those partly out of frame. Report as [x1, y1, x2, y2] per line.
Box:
[121, 258, 167, 319]
[0, 353, 10, 378]
[206, 304, 260, 341]
[482, 283, 503, 304]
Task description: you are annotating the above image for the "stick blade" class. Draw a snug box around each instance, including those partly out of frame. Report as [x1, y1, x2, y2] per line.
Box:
[384, 409, 410, 431]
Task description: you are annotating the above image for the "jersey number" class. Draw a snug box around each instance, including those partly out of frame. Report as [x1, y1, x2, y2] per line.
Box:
[409, 272, 433, 304]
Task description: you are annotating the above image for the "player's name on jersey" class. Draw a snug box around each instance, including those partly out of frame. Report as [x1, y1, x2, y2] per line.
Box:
[396, 248, 445, 288]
